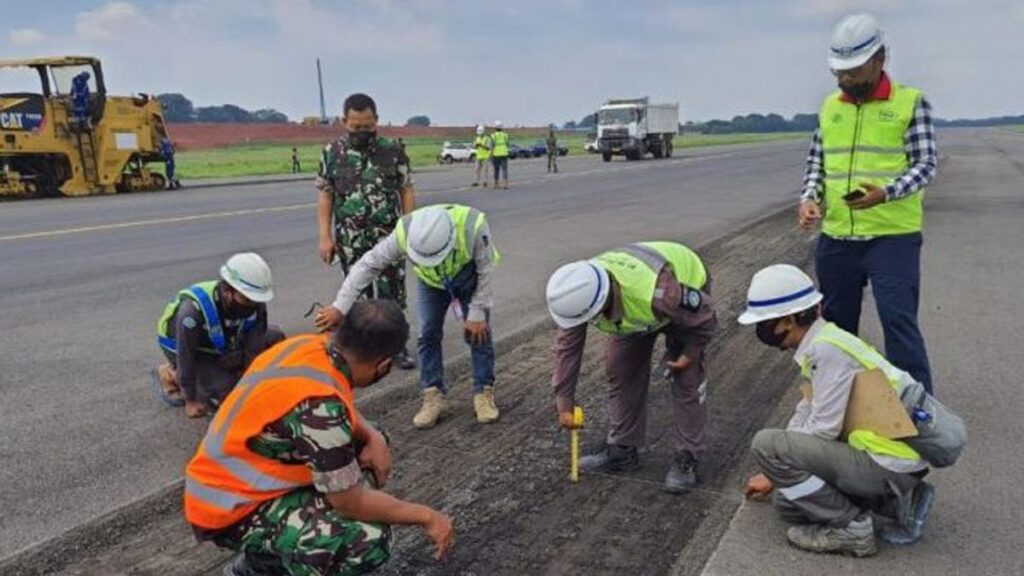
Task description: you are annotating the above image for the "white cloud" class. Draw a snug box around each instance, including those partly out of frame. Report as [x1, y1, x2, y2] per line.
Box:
[9, 28, 46, 47]
[75, 2, 149, 43]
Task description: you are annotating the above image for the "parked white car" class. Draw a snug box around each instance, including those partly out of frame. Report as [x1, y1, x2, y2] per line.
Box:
[437, 141, 476, 163]
[584, 138, 599, 153]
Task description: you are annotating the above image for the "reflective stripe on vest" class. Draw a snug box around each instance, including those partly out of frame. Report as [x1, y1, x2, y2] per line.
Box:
[491, 131, 510, 157]
[395, 204, 500, 290]
[802, 323, 921, 462]
[819, 83, 922, 237]
[591, 242, 707, 335]
[474, 135, 491, 160]
[156, 281, 258, 356]
[184, 335, 359, 530]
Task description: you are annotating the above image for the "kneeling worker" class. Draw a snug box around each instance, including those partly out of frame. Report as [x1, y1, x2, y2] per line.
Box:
[739, 264, 938, 557]
[316, 204, 501, 428]
[154, 253, 284, 417]
[545, 241, 717, 493]
[185, 300, 454, 575]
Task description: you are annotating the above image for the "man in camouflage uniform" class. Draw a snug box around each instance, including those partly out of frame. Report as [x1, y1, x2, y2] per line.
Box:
[189, 301, 454, 576]
[316, 93, 416, 369]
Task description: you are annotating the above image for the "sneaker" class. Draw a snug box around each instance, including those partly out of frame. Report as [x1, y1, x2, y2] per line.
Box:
[222, 553, 282, 576]
[471, 182, 479, 187]
[879, 481, 936, 545]
[786, 514, 877, 557]
[473, 386, 500, 424]
[393, 348, 416, 371]
[482, 181, 489, 188]
[579, 444, 640, 474]
[413, 387, 446, 429]
[664, 451, 699, 494]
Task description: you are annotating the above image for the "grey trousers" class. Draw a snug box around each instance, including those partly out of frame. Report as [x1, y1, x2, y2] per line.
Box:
[752, 429, 919, 527]
[163, 327, 286, 405]
[604, 328, 708, 456]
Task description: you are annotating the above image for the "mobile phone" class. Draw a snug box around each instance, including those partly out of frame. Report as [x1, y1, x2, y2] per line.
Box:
[843, 189, 866, 202]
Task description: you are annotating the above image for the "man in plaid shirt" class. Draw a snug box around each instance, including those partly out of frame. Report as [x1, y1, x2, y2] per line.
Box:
[798, 13, 938, 394]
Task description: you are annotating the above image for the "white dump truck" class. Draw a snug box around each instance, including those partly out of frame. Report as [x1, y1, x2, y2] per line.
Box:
[596, 97, 679, 161]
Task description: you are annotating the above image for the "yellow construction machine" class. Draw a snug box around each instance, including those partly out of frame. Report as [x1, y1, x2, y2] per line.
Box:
[0, 56, 171, 198]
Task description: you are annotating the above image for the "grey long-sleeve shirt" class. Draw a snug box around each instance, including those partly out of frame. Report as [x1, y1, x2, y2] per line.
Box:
[332, 224, 496, 322]
[789, 318, 926, 473]
[551, 267, 717, 413]
[173, 298, 268, 402]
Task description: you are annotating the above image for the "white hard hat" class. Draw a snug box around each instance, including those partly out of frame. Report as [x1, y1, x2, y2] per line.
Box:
[493, 120, 503, 129]
[407, 207, 456, 267]
[738, 264, 822, 325]
[546, 261, 611, 329]
[476, 125, 485, 135]
[220, 252, 274, 303]
[829, 13, 884, 71]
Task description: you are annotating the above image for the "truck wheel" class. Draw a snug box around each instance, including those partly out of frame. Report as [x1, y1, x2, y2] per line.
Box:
[666, 140, 674, 158]
[602, 152, 612, 162]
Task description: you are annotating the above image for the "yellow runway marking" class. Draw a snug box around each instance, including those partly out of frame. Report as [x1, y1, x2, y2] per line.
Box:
[0, 202, 315, 243]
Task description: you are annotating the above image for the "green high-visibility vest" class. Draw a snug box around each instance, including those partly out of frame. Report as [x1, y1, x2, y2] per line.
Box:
[592, 242, 707, 335]
[491, 131, 510, 158]
[799, 322, 921, 462]
[156, 281, 257, 356]
[474, 135, 492, 160]
[819, 83, 922, 237]
[395, 204, 500, 290]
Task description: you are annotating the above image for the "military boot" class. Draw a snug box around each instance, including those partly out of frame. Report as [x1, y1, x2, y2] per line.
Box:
[880, 481, 936, 545]
[579, 444, 640, 474]
[413, 387, 446, 429]
[664, 451, 699, 494]
[473, 386, 500, 424]
[786, 514, 877, 557]
[222, 552, 282, 576]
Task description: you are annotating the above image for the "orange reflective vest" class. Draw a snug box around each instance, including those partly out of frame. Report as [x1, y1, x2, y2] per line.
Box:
[184, 334, 359, 530]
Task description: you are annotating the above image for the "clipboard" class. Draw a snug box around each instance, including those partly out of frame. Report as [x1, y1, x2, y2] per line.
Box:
[842, 368, 918, 440]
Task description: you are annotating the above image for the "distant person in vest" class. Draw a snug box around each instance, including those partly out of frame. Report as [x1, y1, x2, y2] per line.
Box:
[490, 120, 510, 189]
[545, 242, 717, 494]
[798, 13, 938, 394]
[472, 125, 492, 187]
[315, 204, 501, 429]
[740, 265, 936, 557]
[186, 301, 454, 576]
[153, 253, 285, 418]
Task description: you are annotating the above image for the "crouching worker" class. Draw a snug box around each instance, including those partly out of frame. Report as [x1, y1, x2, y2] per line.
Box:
[154, 253, 285, 417]
[739, 264, 963, 557]
[185, 300, 454, 576]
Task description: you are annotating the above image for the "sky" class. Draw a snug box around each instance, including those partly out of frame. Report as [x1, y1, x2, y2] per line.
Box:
[3, 0, 1022, 126]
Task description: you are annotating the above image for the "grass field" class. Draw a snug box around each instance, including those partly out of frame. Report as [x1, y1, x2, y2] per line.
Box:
[1007, 125, 1024, 132]
[170, 132, 807, 180]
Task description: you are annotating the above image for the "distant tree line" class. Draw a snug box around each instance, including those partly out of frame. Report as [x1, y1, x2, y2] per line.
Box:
[157, 93, 289, 124]
[564, 109, 1024, 134]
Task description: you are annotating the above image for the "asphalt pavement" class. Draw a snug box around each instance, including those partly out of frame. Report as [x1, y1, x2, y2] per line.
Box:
[700, 128, 1024, 575]
[0, 141, 807, 559]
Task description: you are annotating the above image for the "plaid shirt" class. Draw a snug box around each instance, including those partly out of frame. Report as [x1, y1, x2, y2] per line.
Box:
[800, 95, 938, 204]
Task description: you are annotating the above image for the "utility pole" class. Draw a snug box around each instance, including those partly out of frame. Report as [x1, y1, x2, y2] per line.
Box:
[317, 58, 327, 124]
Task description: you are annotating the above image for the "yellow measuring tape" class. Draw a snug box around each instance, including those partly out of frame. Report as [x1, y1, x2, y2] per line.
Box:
[570, 406, 584, 482]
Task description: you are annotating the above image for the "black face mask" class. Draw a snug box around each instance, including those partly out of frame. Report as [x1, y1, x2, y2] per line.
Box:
[756, 319, 789, 349]
[349, 130, 376, 151]
[840, 82, 874, 101]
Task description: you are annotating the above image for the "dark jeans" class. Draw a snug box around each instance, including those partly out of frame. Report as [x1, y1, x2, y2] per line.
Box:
[416, 264, 495, 393]
[491, 156, 508, 182]
[815, 233, 933, 393]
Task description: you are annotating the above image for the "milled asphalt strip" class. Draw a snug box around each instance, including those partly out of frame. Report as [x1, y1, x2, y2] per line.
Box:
[0, 152, 737, 244]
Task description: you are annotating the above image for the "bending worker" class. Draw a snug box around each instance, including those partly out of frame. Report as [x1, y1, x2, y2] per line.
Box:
[545, 241, 717, 493]
[740, 264, 938, 557]
[153, 253, 284, 418]
[316, 204, 501, 429]
[185, 300, 454, 576]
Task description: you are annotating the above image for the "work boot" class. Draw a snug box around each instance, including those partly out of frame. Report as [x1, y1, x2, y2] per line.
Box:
[471, 182, 479, 187]
[222, 552, 282, 576]
[664, 451, 699, 494]
[579, 444, 640, 474]
[482, 181, 489, 188]
[786, 514, 877, 557]
[879, 481, 936, 545]
[473, 386, 500, 424]
[393, 348, 417, 371]
[413, 387, 446, 429]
